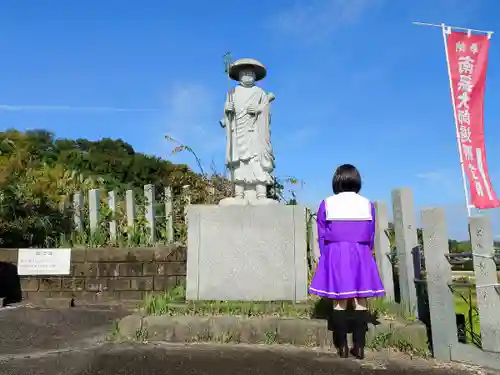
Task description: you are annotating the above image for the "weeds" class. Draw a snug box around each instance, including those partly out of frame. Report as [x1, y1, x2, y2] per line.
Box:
[368, 331, 430, 357]
[215, 331, 241, 344]
[106, 320, 122, 341]
[165, 135, 303, 206]
[142, 281, 416, 324]
[55, 188, 186, 247]
[368, 298, 417, 321]
[264, 330, 278, 344]
[143, 282, 186, 315]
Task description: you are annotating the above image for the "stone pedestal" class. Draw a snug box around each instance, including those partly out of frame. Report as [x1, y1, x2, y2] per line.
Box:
[186, 204, 308, 301]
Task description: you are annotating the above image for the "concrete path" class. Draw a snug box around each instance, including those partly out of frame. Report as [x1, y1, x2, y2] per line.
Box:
[0, 305, 496, 375]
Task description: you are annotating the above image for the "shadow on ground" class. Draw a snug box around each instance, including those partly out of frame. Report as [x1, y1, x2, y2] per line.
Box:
[0, 305, 128, 355]
[0, 343, 491, 375]
[312, 298, 381, 333]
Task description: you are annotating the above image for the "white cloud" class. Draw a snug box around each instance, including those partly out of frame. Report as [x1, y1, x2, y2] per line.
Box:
[269, 0, 384, 43]
[282, 126, 320, 147]
[416, 168, 467, 200]
[416, 171, 447, 182]
[416, 169, 464, 188]
[164, 83, 222, 153]
[162, 83, 227, 173]
[0, 104, 157, 112]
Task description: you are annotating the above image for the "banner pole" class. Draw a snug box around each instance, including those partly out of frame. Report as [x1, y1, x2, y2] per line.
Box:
[223, 52, 236, 196]
[413, 21, 494, 36]
[440, 23, 473, 217]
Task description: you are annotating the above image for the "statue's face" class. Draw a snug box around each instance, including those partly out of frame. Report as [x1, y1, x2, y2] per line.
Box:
[239, 70, 256, 86]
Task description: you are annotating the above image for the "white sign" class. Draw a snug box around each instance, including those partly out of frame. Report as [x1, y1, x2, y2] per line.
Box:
[17, 248, 72, 276]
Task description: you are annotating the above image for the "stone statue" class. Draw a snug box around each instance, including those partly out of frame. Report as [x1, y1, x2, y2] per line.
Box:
[219, 58, 277, 206]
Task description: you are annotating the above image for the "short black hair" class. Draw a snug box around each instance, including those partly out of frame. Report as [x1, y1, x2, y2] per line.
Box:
[332, 164, 362, 194]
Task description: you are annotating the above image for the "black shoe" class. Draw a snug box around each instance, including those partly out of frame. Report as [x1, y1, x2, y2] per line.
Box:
[331, 309, 349, 358]
[351, 310, 369, 360]
[349, 346, 364, 360]
[337, 339, 349, 358]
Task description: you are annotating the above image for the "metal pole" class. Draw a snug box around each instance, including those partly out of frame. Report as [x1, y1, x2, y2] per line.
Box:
[413, 21, 494, 37]
[223, 52, 236, 196]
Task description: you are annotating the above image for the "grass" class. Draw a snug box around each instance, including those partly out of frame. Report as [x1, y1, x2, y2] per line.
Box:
[453, 287, 480, 342]
[368, 298, 417, 322]
[454, 291, 477, 317]
[143, 283, 313, 318]
[142, 281, 316, 318]
[142, 281, 417, 323]
[367, 331, 430, 357]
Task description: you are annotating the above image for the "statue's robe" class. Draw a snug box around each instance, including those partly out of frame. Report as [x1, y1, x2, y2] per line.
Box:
[222, 84, 275, 184]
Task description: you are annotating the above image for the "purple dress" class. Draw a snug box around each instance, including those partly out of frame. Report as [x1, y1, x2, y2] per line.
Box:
[309, 192, 385, 299]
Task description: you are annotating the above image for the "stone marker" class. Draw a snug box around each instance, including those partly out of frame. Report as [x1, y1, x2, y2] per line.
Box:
[186, 204, 308, 301]
[420, 207, 456, 361]
[391, 188, 418, 316]
[469, 215, 500, 353]
[373, 201, 395, 301]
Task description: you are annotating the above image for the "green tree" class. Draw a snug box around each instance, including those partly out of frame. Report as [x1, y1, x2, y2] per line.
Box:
[0, 129, 216, 248]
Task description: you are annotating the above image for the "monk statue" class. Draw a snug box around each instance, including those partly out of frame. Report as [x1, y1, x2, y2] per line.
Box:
[219, 58, 277, 206]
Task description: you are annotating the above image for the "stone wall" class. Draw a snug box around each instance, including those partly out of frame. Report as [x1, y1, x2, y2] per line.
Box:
[0, 246, 186, 303]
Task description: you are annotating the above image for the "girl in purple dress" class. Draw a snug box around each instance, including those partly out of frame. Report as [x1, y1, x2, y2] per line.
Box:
[309, 164, 385, 359]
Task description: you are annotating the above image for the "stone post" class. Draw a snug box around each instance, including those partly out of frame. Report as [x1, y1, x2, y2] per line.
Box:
[58, 196, 68, 212]
[88, 189, 100, 233]
[306, 207, 320, 262]
[73, 192, 84, 232]
[391, 188, 418, 315]
[373, 201, 395, 301]
[108, 190, 117, 243]
[164, 187, 173, 243]
[183, 185, 191, 220]
[208, 186, 215, 204]
[469, 215, 500, 352]
[144, 184, 155, 244]
[421, 207, 457, 361]
[125, 189, 136, 229]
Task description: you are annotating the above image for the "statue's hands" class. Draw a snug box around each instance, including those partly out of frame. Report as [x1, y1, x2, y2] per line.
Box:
[246, 104, 260, 116]
[225, 101, 235, 113]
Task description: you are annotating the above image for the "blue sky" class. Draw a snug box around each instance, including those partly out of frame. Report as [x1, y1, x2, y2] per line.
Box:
[1, 0, 500, 239]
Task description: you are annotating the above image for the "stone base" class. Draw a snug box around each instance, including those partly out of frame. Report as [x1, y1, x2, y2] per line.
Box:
[118, 314, 429, 355]
[186, 204, 308, 301]
[218, 196, 280, 206]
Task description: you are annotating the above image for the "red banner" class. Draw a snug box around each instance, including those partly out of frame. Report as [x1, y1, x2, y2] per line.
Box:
[446, 31, 500, 209]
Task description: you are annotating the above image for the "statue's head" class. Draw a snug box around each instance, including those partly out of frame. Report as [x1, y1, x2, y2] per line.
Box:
[229, 58, 266, 85]
[238, 69, 256, 87]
